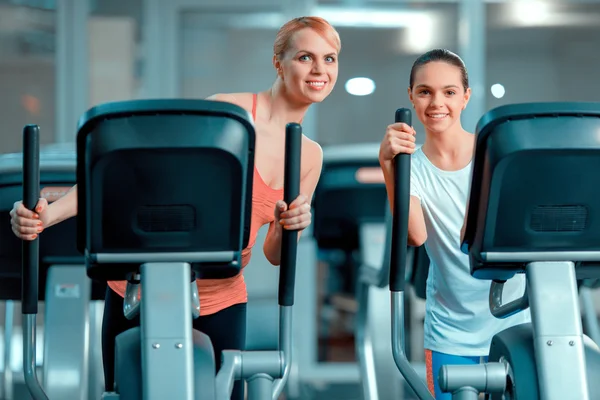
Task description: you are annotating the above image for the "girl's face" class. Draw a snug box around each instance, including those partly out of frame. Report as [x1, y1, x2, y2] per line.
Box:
[408, 61, 471, 134]
[274, 28, 339, 105]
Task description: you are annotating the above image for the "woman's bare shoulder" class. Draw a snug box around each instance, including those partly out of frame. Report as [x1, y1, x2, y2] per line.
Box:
[301, 136, 323, 171]
[206, 92, 254, 114]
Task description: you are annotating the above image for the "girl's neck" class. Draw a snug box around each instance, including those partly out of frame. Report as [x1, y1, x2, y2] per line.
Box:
[422, 122, 471, 159]
[421, 123, 474, 171]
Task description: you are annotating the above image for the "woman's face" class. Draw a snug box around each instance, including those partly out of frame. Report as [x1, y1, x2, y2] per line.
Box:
[275, 28, 339, 105]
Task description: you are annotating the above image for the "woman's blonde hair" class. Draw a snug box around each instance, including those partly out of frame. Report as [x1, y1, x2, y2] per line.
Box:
[273, 16, 341, 59]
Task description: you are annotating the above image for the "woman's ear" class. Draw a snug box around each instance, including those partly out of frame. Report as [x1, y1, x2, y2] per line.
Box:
[272, 55, 283, 78]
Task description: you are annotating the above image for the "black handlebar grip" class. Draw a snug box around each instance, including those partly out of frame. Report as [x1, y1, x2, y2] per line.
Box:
[390, 109, 412, 292]
[278, 123, 302, 306]
[22, 125, 40, 314]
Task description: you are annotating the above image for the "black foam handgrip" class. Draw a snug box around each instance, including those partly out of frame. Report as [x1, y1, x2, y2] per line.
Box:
[390, 108, 412, 292]
[22, 124, 40, 314]
[278, 123, 302, 306]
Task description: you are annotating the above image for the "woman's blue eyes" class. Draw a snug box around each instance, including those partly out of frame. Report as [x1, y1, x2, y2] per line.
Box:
[298, 55, 336, 63]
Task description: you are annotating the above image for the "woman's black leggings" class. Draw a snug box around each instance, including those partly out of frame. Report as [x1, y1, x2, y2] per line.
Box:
[101, 287, 246, 400]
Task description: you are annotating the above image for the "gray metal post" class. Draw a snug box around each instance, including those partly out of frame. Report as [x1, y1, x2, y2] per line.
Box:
[451, 387, 480, 400]
[56, 0, 89, 143]
[527, 261, 589, 400]
[356, 282, 379, 400]
[23, 315, 48, 400]
[3, 301, 14, 400]
[391, 292, 434, 400]
[458, 0, 486, 133]
[272, 306, 293, 399]
[580, 286, 600, 347]
[141, 262, 194, 400]
[248, 373, 274, 399]
[88, 301, 106, 400]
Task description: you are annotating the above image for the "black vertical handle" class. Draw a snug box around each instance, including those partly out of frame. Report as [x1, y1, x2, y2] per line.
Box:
[390, 109, 412, 292]
[278, 123, 302, 306]
[22, 125, 40, 314]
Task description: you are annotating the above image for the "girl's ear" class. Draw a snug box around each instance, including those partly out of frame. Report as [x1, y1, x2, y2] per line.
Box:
[462, 87, 472, 110]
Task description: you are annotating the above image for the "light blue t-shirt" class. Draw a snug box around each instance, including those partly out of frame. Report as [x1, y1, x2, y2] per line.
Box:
[410, 147, 530, 356]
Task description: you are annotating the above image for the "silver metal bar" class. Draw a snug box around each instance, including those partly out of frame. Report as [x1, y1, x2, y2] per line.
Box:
[355, 282, 379, 400]
[248, 373, 274, 400]
[94, 251, 236, 263]
[88, 301, 106, 400]
[527, 261, 589, 400]
[580, 286, 600, 346]
[482, 251, 600, 263]
[439, 362, 507, 394]
[215, 351, 241, 400]
[56, 0, 89, 144]
[3, 301, 14, 400]
[123, 279, 141, 320]
[451, 387, 480, 400]
[391, 291, 434, 400]
[23, 314, 49, 400]
[190, 280, 200, 319]
[141, 262, 194, 400]
[489, 280, 529, 319]
[272, 306, 292, 400]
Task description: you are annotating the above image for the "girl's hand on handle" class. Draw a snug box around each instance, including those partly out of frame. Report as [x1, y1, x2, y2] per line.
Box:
[9, 198, 49, 240]
[379, 122, 417, 163]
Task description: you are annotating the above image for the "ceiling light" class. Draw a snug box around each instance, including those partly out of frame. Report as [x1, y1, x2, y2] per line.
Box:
[345, 77, 376, 96]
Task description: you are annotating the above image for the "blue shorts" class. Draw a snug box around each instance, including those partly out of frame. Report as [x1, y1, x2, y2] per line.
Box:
[425, 349, 489, 399]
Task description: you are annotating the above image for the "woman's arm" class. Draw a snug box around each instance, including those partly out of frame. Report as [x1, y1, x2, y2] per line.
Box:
[44, 185, 78, 228]
[10, 184, 78, 240]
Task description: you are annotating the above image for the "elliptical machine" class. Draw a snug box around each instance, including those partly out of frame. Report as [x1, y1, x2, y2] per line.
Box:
[1, 144, 105, 400]
[387, 103, 600, 400]
[21, 99, 302, 400]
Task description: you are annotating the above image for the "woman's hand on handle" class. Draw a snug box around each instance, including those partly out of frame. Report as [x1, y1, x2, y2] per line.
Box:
[379, 122, 417, 163]
[9, 198, 49, 240]
[275, 194, 312, 232]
